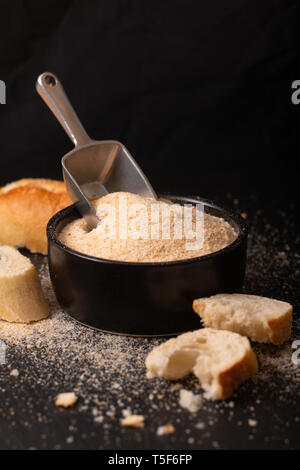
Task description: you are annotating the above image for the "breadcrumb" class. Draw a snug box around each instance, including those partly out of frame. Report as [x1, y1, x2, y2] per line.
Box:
[120, 414, 144, 428]
[55, 392, 78, 408]
[157, 423, 175, 435]
[179, 389, 202, 413]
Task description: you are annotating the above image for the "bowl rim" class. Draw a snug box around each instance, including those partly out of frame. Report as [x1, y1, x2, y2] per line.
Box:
[47, 194, 248, 267]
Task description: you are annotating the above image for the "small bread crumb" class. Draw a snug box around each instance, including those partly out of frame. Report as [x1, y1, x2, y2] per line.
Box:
[94, 416, 104, 424]
[120, 414, 144, 428]
[179, 389, 202, 413]
[55, 392, 78, 408]
[10, 369, 19, 377]
[157, 423, 175, 435]
[248, 419, 257, 427]
[195, 422, 206, 430]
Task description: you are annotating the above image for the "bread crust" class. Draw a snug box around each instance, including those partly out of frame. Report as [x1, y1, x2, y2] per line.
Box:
[268, 310, 293, 345]
[0, 179, 72, 254]
[217, 347, 258, 399]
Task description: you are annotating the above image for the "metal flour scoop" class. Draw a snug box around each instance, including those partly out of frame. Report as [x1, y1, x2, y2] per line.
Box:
[36, 72, 157, 229]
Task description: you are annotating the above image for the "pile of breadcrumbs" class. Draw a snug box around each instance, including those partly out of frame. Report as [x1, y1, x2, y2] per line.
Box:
[59, 192, 237, 262]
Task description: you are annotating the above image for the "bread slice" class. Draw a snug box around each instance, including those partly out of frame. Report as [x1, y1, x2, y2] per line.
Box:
[145, 328, 258, 400]
[0, 178, 72, 254]
[193, 293, 292, 345]
[0, 245, 49, 322]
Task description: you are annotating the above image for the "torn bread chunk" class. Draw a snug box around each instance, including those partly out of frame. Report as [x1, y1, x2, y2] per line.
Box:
[193, 293, 292, 345]
[55, 392, 78, 408]
[145, 328, 258, 400]
[0, 246, 49, 323]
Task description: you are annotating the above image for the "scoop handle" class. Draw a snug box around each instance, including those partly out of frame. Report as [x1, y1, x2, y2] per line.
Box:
[36, 72, 91, 147]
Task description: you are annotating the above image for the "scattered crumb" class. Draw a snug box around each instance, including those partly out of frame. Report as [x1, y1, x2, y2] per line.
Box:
[212, 441, 220, 449]
[10, 369, 19, 377]
[248, 419, 257, 427]
[120, 414, 144, 428]
[55, 392, 78, 408]
[179, 389, 202, 413]
[157, 423, 175, 435]
[195, 422, 206, 430]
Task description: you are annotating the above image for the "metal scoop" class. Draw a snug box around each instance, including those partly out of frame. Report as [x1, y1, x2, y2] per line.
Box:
[36, 72, 157, 229]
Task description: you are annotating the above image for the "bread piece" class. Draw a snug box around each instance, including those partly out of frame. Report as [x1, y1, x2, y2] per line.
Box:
[193, 293, 292, 345]
[0, 178, 72, 254]
[0, 245, 49, 322]
[146, 328, 258, 400]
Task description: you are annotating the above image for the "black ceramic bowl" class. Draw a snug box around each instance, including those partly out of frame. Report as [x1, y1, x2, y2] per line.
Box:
[47, 195, 248, 336]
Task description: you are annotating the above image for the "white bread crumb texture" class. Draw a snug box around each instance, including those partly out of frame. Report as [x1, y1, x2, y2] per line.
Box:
[193, 293, 292, 345]
[146, 328, 258, 400]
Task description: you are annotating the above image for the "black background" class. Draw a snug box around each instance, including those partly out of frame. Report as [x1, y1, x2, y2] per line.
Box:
[0, 0, 299, 200]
